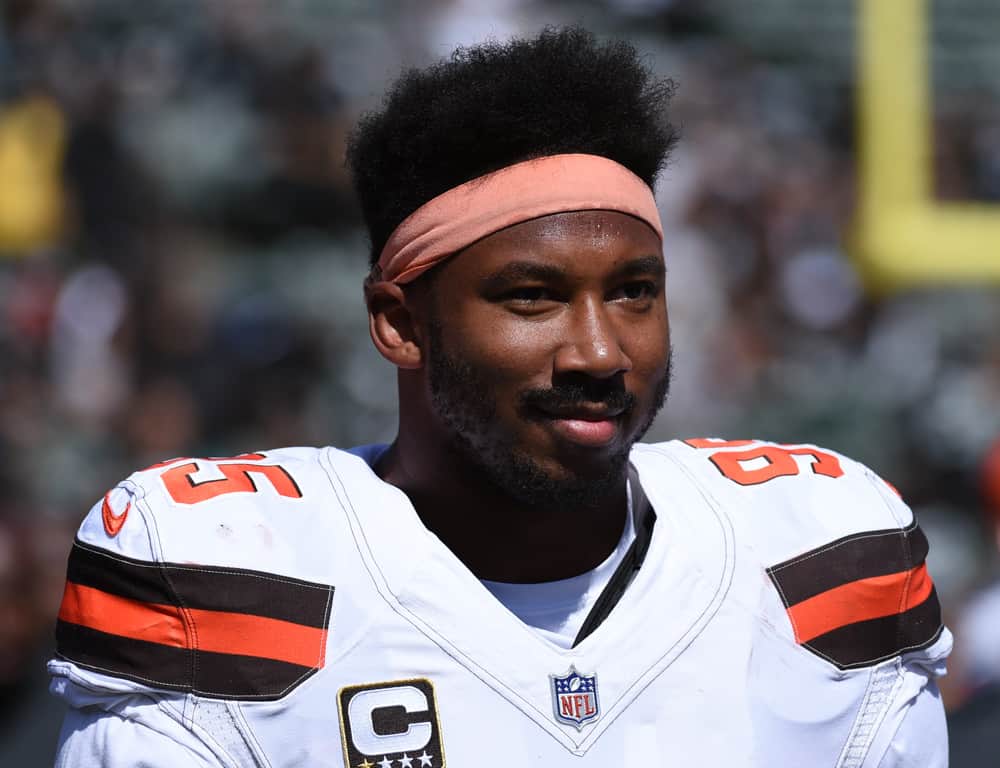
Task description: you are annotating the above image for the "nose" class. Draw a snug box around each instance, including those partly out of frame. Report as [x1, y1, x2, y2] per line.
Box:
[553, 297, 632, 379]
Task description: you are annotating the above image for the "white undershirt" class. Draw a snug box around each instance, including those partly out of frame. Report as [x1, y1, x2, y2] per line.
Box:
[348, 444, 637, 649]
[481, 485, 635, 649]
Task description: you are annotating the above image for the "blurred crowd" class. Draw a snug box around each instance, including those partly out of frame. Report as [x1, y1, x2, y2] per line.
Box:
[1, 0, 998, 764]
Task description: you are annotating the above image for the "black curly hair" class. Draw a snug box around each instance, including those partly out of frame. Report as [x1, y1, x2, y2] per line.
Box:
[346, 27, 679, 266]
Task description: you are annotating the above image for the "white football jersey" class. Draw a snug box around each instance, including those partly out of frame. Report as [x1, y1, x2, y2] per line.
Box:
[49, 439, 951, 767]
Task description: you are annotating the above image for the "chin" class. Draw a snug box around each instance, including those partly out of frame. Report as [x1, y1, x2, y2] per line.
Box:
[499, 441, 633, 511]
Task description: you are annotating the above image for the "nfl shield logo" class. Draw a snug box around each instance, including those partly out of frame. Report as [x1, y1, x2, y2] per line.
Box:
[550, 666, 600, 730]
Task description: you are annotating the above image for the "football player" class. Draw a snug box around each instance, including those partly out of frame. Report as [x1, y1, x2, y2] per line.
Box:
[50, 28, 950, 766]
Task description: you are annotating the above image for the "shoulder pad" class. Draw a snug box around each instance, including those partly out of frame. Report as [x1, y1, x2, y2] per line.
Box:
[642, 438, 945, 669]
[54, 448, 335, 700]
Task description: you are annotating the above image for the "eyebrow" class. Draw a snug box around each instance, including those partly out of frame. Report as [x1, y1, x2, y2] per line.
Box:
[481, 261, 567, 289]
[614, 254, 666, 280]
[481, 255, 665, 290]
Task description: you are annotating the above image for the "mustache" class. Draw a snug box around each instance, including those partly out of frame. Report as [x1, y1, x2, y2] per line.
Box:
[519, 381, 636, 414]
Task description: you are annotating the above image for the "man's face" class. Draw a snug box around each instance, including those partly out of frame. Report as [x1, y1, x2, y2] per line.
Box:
[418, 210, 672, 511]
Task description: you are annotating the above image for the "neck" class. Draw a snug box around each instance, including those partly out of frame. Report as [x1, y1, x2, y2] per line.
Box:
[375, 428, 629, 583]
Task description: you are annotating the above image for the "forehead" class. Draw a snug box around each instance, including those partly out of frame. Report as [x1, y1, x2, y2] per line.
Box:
[439, 210, 663, 282]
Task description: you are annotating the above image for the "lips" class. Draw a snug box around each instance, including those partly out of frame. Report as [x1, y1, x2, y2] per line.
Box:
[549, 417, 620, 446]
[533, 405, 625, 447]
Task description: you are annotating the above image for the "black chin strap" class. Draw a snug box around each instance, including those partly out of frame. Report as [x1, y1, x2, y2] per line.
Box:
[571, 464, 657, 647]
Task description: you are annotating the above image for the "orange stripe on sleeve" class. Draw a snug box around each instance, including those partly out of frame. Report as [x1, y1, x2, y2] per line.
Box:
[787, 563, 934, 644]
[58, 582, 188, 648]
[58, 582, 327, 668]
[187, 609, 327, 669]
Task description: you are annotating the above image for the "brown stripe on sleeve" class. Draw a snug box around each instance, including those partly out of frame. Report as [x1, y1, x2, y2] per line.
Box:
[67, 540, 332, 626]
[57, 622, 322, 699]
[803, 588, 944, 669]
[767, 525, 928, 606]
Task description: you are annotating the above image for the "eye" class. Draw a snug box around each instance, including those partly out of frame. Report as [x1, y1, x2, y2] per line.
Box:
[504, 286, 551, 303]
[613, 281, 658, 302]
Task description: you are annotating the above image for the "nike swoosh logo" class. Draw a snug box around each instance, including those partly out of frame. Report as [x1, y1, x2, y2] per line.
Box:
[102, 492, 131, 537]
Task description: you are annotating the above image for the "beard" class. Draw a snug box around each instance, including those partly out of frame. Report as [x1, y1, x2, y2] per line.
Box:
[425, 322, 672, 513]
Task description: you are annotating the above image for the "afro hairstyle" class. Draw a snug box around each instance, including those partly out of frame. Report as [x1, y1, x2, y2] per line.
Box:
[346, 26, 679, 265]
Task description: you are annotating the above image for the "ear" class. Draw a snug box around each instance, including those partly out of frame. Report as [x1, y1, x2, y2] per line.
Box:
[366, 281, 425, 369]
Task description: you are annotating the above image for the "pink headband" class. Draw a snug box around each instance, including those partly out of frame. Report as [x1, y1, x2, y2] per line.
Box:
[374, 153, 663, 284]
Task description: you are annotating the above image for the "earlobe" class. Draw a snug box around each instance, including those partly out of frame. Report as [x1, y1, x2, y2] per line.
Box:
[366, 281, 424, 369]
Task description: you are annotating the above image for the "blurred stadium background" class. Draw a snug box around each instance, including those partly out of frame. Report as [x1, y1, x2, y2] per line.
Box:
[1, 0, 998, 764]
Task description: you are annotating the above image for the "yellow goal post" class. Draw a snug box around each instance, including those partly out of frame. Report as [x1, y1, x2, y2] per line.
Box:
[854, 0, 1000, 292]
